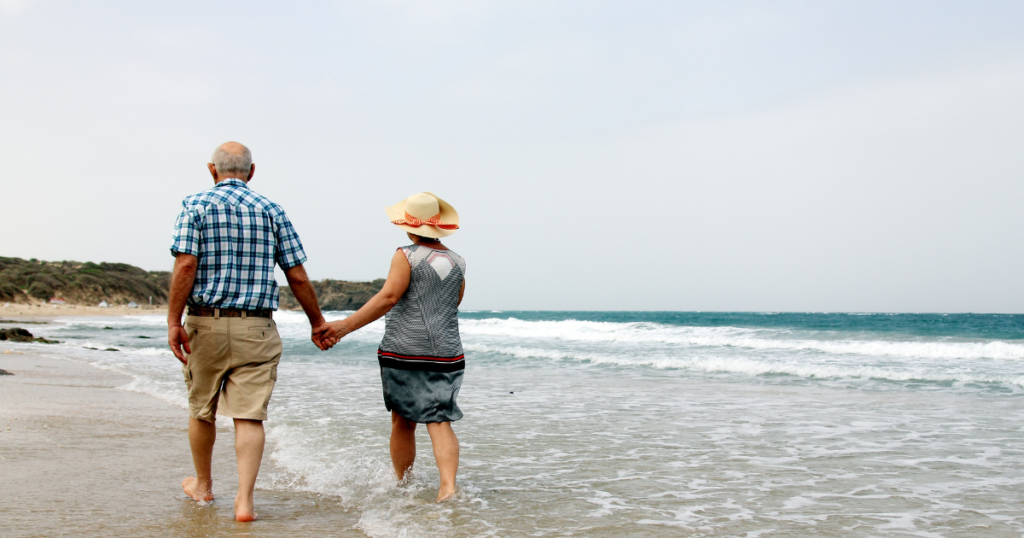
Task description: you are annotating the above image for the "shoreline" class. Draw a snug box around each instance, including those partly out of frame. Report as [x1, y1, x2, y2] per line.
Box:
[1, 303, 169, 318]
[6, 311, 1023, 536]
[0, 349, 363, 537]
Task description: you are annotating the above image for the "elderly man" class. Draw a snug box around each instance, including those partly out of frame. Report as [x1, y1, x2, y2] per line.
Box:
[167, 141, 327, 521]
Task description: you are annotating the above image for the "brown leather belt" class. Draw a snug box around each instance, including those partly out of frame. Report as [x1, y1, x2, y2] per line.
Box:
[187, 307, 273, 319]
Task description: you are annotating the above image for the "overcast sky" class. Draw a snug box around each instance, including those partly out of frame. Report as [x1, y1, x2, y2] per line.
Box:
[2, 1, 1022, 312]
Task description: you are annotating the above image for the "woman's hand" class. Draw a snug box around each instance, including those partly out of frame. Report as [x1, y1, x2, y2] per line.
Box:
[313, 320, 350, 349]
[312, 249, 412, 350]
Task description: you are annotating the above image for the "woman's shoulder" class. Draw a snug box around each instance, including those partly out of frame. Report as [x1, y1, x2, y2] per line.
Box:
[401, 244, 466, 274]
[399, 244, 431, 267]
[444, 249, 465, 267]
[435, 248, 466, 275]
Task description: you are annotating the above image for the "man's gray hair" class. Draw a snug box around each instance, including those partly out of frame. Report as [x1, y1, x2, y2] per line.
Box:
[211, 143, 253, 175]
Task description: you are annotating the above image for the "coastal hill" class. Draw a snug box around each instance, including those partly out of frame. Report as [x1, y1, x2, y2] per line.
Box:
[279, 279, 385, 312]
[0, 257, 171, 306]
[0, 257, 382, 311]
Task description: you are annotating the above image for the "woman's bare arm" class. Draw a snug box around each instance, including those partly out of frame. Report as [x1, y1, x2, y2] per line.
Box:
[315, 250, 411, 346]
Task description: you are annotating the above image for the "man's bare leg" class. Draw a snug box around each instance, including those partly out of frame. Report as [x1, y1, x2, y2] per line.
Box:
[390, 411, 417, 480]
[426, 421, 459, 502]
[233, 418, 265, 522]
[183, 417, 216, 502]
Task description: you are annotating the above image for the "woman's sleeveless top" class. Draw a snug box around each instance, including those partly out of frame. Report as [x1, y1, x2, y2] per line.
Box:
[378, 245, 466, 372]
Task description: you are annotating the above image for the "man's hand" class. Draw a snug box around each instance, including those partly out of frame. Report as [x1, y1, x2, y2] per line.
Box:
[168, 324, 191, 364]
[167, 253, 198, 364]
[311, 321, 331, 350]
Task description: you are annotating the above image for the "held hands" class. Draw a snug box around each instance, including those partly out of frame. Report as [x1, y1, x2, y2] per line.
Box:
[312, 320, 348, 350]
[168, 324, 191, 364]
[310, 321, 331, 350]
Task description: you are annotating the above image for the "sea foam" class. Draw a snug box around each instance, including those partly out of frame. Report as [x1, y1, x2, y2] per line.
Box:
[459, 318, 1024, 360]
[464, 343, 1024, 387]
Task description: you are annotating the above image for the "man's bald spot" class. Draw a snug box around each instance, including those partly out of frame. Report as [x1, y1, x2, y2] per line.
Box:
[210, 142, 253, 178]
[218, 141, 248, 156]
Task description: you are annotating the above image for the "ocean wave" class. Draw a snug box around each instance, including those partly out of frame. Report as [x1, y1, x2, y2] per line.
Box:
[126, 347, 174, 357]
[263, 423, 460, 538]
[463, 344, 1024, 387]
[117, 376, 189, 410]
[459, 319, 1024, 360]
[52, 315, 165, 328]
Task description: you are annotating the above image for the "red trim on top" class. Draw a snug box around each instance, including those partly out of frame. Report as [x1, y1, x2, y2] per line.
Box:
[378, 351, 465, 362]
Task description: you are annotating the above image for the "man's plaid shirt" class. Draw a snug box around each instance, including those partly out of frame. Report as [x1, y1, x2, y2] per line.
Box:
[170, 178, 307, 311]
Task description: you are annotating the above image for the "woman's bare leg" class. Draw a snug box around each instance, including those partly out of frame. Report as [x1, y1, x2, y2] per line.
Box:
[390, 411, 417, 480]
[425, 421, 459, 502]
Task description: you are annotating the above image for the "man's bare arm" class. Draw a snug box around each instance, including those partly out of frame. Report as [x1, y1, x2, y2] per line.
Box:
[283, 264, 328, 350]
[167, 254, 198, 364]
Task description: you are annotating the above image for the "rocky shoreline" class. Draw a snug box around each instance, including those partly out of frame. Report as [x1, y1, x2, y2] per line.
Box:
[278, 278, 385, 311]
[0, 256, 169, 307]
[2, 256, 383, 313]
[0, 326, 59, 344]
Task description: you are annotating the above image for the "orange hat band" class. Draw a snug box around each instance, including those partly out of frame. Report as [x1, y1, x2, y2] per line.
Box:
[392, 211, 460, 230]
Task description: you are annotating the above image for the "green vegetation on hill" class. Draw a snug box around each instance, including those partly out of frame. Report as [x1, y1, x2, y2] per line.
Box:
[0, 256, 383, 311]
[0, 257, 171, 306]
[279, 279, 385, 311]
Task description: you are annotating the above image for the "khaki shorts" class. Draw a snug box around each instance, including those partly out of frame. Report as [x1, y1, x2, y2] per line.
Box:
[182, 314, 282, 423]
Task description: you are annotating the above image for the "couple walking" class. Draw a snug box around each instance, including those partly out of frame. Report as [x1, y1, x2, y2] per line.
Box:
[166, 142, 467, 521]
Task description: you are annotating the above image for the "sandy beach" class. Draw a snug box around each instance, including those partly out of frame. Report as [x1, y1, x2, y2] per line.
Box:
[1, 303, 169, 318]
[0, 350, 363, 537]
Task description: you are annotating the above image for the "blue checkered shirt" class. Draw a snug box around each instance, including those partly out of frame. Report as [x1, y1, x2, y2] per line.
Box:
[170, 178, 307, 311]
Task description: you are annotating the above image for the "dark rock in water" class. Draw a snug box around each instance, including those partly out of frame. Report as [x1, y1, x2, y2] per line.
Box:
[0, 328, 35, 342]
[137, 335, 152, 339]
[0, 328, 60, 344]
[0, 369, 13, 375]
[103, 327, 114, 330]
[0, 320, 47, 324]
[103, 348, 118, 352]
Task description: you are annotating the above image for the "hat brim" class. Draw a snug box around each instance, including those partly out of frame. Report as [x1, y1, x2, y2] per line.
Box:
[391, 223, 456, 238]
[385, 192, 459, 238]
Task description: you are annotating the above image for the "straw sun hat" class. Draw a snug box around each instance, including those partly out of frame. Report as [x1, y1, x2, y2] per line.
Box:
[385, 192, 460, 238]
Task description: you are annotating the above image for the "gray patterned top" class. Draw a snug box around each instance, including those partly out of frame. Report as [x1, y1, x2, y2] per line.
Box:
[379, 245, 466, 368]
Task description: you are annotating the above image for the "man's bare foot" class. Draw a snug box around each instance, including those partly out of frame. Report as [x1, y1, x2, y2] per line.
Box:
[435, 484, 457, 503]
[235, 496, 258, 522]
[182, 477, 213, 502]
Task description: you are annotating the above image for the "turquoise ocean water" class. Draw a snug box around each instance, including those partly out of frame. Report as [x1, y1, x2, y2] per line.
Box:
[6, 311, 1024, 536]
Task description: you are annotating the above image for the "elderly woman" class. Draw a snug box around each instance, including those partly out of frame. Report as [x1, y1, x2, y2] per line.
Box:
[316, 192, 466, 502]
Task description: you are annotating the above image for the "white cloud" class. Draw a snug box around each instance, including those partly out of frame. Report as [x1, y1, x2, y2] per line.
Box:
[0, 0, 35, 14]
[131, 25, 216, 52]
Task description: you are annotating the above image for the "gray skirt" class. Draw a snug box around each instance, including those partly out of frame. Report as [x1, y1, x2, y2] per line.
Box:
[380, 366, 463, 423]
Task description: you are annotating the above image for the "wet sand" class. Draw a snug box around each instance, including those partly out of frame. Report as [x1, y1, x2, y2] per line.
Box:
[0, 352, 364, 537]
